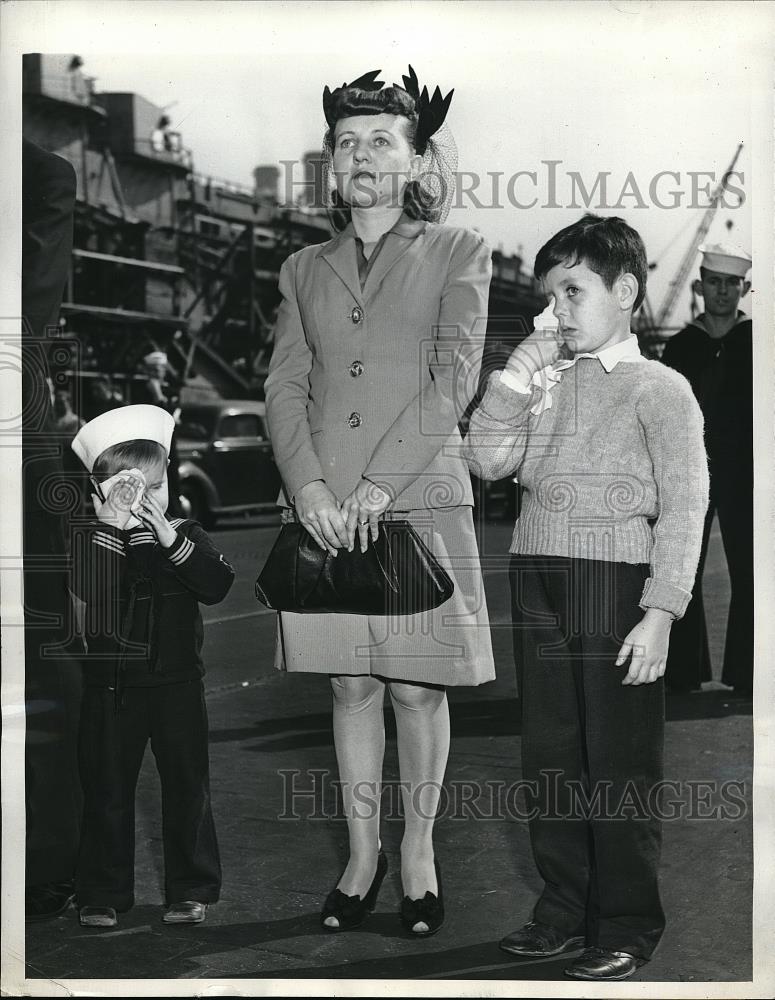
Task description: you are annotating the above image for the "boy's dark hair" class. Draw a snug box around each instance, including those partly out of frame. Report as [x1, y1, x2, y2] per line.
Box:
[92, 439, 167, 482]
[534, 213, 647, 312]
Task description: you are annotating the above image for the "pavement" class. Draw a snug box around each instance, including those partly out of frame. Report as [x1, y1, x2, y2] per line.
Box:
[22, 517, 753, 988]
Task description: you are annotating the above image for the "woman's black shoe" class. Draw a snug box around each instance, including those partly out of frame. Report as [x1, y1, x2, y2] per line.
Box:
[320, 851, 388, 931]
[400, 858, 444, 936]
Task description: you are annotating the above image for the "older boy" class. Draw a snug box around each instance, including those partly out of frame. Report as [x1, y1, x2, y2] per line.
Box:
[70, 404, 234, 928]
[465, 215, 708, 980]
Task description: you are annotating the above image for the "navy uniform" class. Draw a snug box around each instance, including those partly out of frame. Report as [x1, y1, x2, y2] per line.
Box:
[661, 243, 753, 692]
[70, 407, 234, 915]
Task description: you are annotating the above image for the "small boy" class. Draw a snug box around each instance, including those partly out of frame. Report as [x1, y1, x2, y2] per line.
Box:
[70, 404, 234, 928]
[464, 215, 708, 981]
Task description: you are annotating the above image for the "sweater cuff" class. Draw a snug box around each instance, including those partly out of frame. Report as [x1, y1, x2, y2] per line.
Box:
[639, 577, 691, 619]
[480, 374, 537, 423]
[164, 530, 195, 567]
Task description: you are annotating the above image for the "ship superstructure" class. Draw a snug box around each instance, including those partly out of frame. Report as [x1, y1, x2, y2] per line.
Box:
[23, 53, 545, 414]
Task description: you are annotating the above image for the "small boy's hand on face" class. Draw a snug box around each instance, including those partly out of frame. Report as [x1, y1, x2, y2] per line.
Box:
[138, 490, 177, 549]
[93, 469, 146, 530]
[616, 609, 673, 686]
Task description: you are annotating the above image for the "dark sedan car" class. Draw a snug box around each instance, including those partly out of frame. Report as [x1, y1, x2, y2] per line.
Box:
[176, 399, 282, 527]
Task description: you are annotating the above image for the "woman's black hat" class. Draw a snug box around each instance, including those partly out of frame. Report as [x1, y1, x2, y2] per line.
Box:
[322, 66, 453, 156]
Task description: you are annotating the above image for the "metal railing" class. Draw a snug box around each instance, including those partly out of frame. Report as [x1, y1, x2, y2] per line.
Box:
[132, 136, 193, 170]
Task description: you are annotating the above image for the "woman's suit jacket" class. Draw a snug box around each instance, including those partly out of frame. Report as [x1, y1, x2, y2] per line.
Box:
[264, 215, 492, 511]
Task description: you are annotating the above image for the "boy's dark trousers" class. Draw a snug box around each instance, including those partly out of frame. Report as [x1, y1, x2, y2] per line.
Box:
[510, 554, 665, 961]
[76, 678, 221, 911]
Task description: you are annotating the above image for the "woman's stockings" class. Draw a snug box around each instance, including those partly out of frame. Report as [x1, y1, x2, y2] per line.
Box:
[388, 681, 450, 901]
[329, 674, 386, 910]
[327, 674, 450, 930]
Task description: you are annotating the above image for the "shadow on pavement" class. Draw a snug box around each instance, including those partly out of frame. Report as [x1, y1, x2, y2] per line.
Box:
[27, 908, 563, 982]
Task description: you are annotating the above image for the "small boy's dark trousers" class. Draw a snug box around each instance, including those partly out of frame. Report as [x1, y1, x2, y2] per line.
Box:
[510, 554, 665, 961]
[76, 678, 221, 911]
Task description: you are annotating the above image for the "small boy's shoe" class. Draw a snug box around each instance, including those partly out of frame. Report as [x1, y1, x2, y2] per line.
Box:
[162, 901, 207, 924]
[79, 906, 118, 928]
[26, 881, 76, 921]
[564, 947, 644, 980]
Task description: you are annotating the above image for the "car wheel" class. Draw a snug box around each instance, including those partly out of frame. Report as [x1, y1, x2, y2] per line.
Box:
[179, 482, 215, 529]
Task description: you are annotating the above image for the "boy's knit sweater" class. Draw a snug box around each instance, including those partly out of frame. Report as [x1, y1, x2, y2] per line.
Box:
[464, 354, 709, 619]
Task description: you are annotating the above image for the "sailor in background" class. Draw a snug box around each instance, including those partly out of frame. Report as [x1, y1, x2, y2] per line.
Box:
[136, 350, 177, 409]
[22, 137, 83, 921]
[660, 243, 753, 694]
[134, 350, 183, 517]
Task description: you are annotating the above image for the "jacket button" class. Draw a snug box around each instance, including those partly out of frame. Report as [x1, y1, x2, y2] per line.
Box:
[349, 360, 364, 377]
[347, 412, 362, 428]
[350, 306, 363, 324]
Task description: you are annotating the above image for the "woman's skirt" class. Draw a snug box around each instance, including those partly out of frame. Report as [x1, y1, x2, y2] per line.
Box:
[273, 505, 495, 686]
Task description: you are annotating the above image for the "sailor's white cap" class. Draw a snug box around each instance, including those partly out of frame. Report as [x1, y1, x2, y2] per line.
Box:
[72, 404, 174, 472]
[143, 350, 168, 366]
[698, 242, 752, 278]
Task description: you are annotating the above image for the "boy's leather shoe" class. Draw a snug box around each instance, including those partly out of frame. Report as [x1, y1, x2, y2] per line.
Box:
[79, 905, 118, 928]
[564, 946, 643, 980]
[499, 920, 585, 957]
[162, 901, 207, 924]
[26, 881, 76, 921]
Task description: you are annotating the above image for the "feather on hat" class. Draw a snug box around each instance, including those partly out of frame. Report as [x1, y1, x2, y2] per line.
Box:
[323, 65, 453, 155]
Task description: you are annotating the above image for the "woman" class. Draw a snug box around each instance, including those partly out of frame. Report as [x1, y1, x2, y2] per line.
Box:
[264, 67, 495, 935]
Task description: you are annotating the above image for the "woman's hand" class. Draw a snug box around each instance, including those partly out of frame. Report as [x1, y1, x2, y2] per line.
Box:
[138, 490, 177, 549]
[616, 608, 673, 686]
[92, 469, 146, 531]
[294, 480, 350, 556]
[340, 479, 392, 553]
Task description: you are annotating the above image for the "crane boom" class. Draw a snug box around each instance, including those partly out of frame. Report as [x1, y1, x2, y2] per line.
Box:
[653, 142, 744, 335]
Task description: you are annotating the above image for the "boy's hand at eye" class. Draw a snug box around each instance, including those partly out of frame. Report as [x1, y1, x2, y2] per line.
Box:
[616, 608, 673, 686]
[138, 491, 177, 549]
[93, 469, 146, 530]
[503, 328, 564, 389]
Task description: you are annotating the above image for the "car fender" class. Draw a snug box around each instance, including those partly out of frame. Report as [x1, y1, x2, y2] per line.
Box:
[177, 460, 220, 508]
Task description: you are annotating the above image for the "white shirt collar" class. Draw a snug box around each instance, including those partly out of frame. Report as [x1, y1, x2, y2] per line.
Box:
[499, 333, 645, 415]
[560, 334, 643, 373]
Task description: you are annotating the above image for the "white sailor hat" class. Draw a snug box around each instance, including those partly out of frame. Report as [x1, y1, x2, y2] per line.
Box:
[72, 404, 175, 472]
[143, 350, 168, 366]
[698, 242, 752, 278]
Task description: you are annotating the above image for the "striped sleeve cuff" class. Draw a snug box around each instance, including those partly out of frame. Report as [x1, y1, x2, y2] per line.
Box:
[639, 577, 692, 619]
[164, 531, 195, 566]
[93, 529, 125, 557]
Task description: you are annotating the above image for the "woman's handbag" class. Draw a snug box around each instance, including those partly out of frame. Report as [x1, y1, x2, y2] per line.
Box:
[254, 518, 454, 615]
